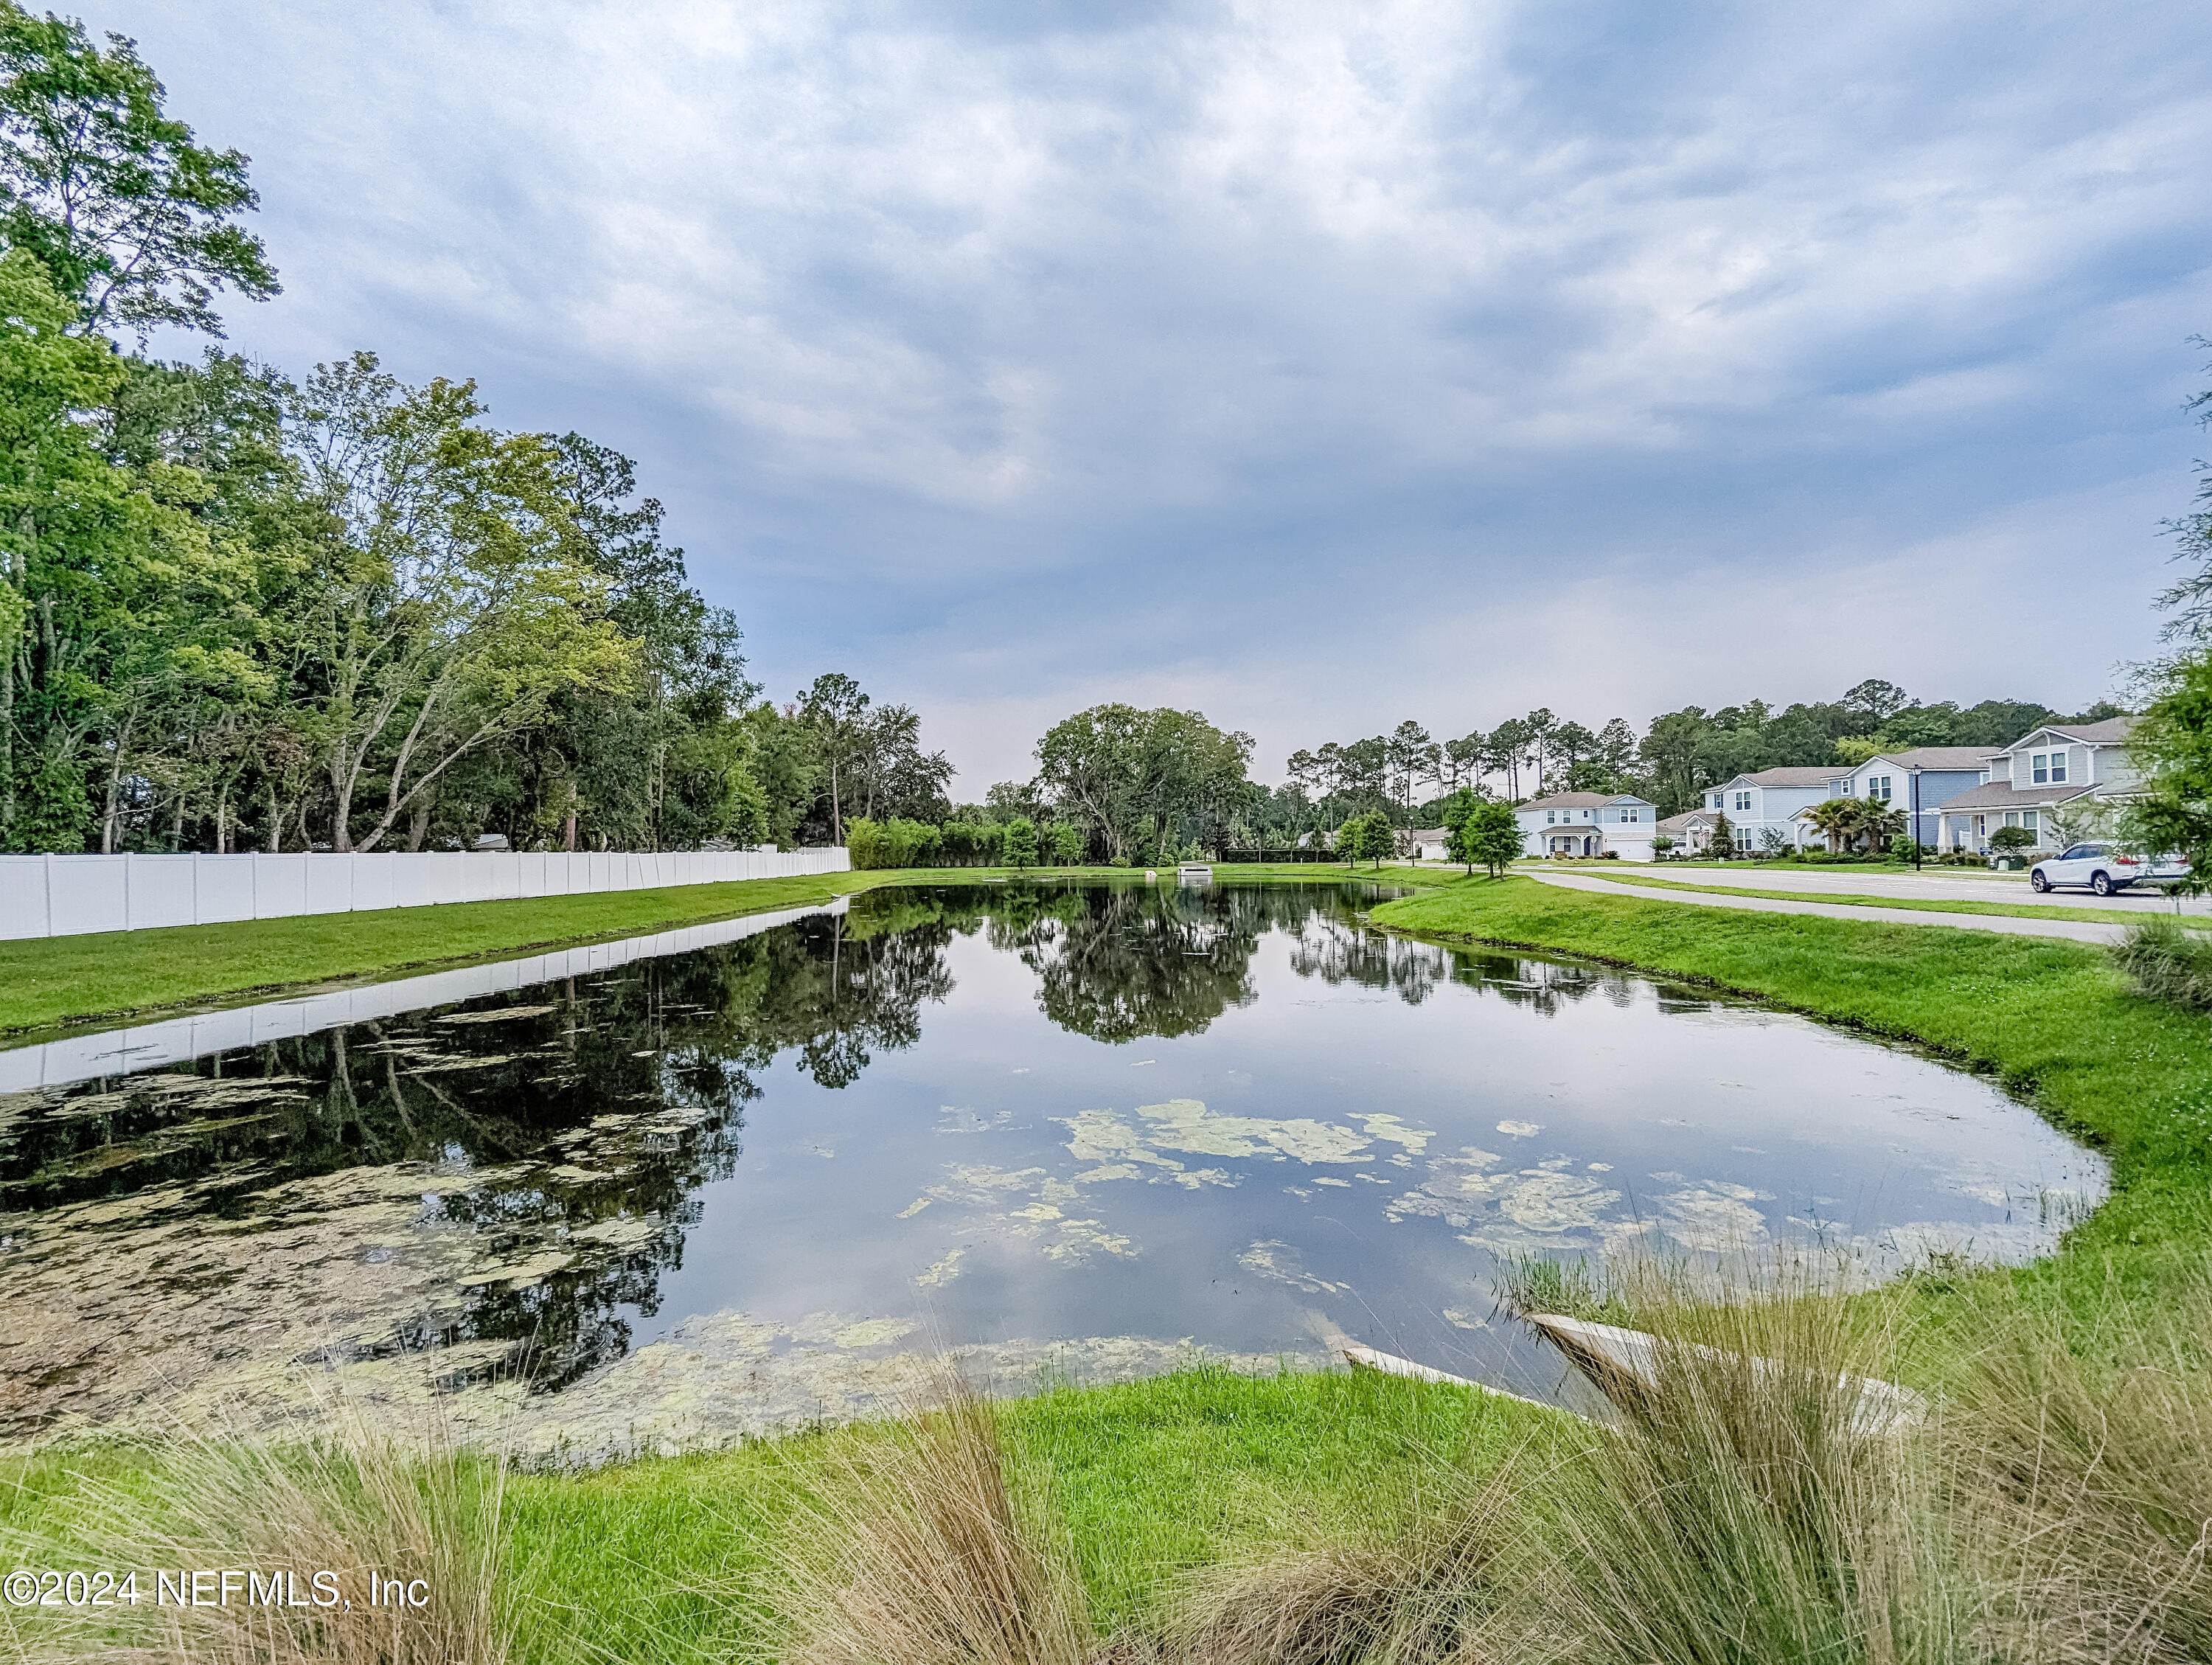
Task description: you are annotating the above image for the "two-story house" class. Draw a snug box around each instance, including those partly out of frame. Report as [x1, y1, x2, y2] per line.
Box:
[1819, 747, 1992, 848]
[1931, 718, 2139, 854]
[1516, 793, 1660, 861]
[1699, 767, 1839, 852]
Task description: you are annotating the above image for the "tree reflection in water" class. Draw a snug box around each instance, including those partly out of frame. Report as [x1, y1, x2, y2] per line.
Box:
[0, 879, 1675, 1421]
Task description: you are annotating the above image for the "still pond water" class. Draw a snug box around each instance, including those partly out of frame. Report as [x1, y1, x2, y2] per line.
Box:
[0, 880, 2103, 1454]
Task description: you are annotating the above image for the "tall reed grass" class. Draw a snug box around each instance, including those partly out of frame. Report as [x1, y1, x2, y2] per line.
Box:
[772, 1370, 1095, 1665]
[2112, 917, 2212, 1011]
[1, 1400, 513, 1665]
[1168, 1254, 2212, 1665]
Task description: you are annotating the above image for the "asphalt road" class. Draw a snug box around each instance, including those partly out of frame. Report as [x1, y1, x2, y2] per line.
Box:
[1600, 864, 2209, 914]
[1524, 870, 2134, 945]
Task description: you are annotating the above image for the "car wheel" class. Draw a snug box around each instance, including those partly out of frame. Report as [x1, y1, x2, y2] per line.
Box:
[2031, 870, 2050, 892]
[2090, 872, 2113, 897]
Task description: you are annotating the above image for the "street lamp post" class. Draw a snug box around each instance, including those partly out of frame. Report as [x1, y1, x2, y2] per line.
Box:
[1909, 765, 1923, 872]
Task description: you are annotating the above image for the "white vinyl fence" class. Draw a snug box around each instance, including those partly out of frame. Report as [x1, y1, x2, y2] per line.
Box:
[0, 847, 851, 942]
[0, 897, 846, 1094]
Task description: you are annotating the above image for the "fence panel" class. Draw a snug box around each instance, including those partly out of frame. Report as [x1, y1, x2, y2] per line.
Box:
[126, 855, 198, 931]
[304, 857, 354, 917]
[49, 855, 128, 937]
[0, 846, 849, 942]
[254, 854, 310, 920]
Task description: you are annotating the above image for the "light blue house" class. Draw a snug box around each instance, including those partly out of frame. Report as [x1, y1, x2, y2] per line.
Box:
[1700, 767, 1836, 852]
[1824, 746, 1992, 848]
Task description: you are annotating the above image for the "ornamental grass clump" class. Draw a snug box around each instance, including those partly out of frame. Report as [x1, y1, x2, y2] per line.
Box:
[774, 1370, 1095, 1665]
[1948, 1256, 2212, 1663]
[1503, 1270, 1977, 1665]
[1, 1403, 513, 1665]
[1164, 1475, 1512, 1665]
[2112, 916, 2212, 1012]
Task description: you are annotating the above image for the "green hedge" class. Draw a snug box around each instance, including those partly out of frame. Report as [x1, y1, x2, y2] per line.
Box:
[845, 817, 1087, 870]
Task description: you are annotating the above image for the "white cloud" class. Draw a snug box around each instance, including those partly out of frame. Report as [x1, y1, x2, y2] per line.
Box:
[111, 1, 2212, 789]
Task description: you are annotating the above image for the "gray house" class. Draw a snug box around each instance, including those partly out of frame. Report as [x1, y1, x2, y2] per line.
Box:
[1932, 718, 2140, 854]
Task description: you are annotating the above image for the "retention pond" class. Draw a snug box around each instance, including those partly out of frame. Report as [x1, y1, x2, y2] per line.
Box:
[0, 880, 2104, 1456]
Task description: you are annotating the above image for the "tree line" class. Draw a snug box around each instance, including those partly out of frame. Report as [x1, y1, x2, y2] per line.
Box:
[1259, 681, 2127, 837]
[0, 8, 956, 857]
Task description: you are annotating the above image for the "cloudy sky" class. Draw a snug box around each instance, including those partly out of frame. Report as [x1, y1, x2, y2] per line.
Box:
[113, 1, 2212, 788]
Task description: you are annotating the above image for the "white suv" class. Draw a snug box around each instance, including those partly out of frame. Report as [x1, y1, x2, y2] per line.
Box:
[2029, 843, 2189, 897]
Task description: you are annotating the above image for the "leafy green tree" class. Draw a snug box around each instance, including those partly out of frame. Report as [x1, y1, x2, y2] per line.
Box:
[2125, 362, 2212, 891]
[1436, 786, 1484, 834]
[798, 672, 870, 844]
[1339, 807, 1393, 868]
[1002, 815, 1038, 869]
[1048, 819, 1085, 865]
[0, 249, 234, 849]
[1452, 798, 1522, 877]
[0, 4, 276, 337]
[1638, 709, 1711, 814]
[1486, 717, 1532, 799]
[288, 355, 639, 851]
[1034, 703, 1250, 864]
[1842, 678, 1911, 729]
[1386, 717, 1435, 813]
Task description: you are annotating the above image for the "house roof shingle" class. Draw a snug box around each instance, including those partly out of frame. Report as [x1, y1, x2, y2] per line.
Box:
[1518, 792, 1651, 810]
[1930, 780, 2096, 813]
[1728, 766, 1838, 788]
[1868, 746, 1997, 771]
[1657, 811, 1712, 832]
[2037, 717, 2135, 746]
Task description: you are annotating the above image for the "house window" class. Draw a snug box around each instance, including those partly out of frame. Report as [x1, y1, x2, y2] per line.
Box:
[1545, 811, 1556, 824]
[1733, 790, 1752, 813]
[1840, 780, 1854, 796]
[1868, 775, 1892, 802]
[2031, 753, 2048, 785]
[2050, 752, 2067, 784]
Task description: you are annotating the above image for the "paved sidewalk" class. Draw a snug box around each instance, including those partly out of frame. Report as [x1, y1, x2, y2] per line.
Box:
[1526, 871, 2130, 945]
[1599, 864, 2209, 916]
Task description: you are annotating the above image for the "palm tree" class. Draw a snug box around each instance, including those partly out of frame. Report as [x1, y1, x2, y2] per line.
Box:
[1804, 797, 1857, 853]
[1851, 801, 1907, 853]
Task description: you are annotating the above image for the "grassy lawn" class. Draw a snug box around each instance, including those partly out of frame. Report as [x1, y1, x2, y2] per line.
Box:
[1631, 858, 2028, 880]
[1, 1365, 1551, 1661]
[1526, 864, 2212, 928]
[0, 865, 1131, 1038]
[493, 1365, 1548, 1657]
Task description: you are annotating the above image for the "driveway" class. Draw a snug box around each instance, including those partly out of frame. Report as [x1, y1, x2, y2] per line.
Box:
[1523, 870, 2133, 945]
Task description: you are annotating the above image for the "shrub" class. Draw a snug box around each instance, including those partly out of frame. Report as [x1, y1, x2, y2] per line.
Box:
[846, 817, 943, 870]
[2112, 916, 2212, 1010]
[1988, 825, 2037, 855]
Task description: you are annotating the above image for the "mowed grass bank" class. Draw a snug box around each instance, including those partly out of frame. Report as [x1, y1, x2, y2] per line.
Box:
[0, 866, 1137, 1037]
[1369, 874, 2212, 1283]
[0, 1366, 1551, 1662]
